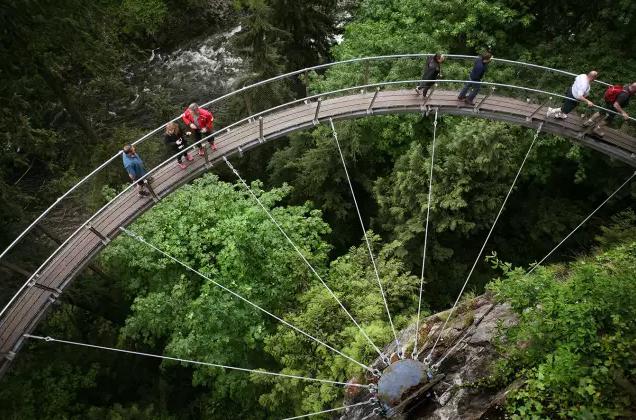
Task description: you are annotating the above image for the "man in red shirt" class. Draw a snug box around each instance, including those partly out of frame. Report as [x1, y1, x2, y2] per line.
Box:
[182, 102, 217, 156]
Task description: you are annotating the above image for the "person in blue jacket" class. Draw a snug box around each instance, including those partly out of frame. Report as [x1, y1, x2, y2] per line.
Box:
[457, 52, 493, 105]
[122, 144, 149, 197]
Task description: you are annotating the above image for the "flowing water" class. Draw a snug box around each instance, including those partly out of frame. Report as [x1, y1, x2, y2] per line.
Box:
[120, 24, 246, 126]
[147, 25, 244, 105]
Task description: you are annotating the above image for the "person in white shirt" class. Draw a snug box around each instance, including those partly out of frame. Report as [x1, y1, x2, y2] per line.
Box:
[546, 71, 598, 119]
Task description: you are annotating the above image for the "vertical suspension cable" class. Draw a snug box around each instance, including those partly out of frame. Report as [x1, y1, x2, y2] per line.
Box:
[526, 170, 636, 275]
[282, 400, 374, 419]
[223, 158, 388, 362]
[412, 109, 438, 358]
[119, 227, 374, 373]
[23, 334, 369, 388]
[426, 123, 542, 361]
[329, 118, 400, 355]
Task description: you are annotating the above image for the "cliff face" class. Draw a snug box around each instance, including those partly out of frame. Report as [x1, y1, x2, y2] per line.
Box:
[342, 294, 519, 420]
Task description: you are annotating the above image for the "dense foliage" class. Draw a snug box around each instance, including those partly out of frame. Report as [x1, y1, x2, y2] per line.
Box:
[2, 0, 636, 418]
[486, 215, 636, 418]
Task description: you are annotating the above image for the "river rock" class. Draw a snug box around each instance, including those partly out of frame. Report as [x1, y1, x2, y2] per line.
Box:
[340, 294, 518, 419]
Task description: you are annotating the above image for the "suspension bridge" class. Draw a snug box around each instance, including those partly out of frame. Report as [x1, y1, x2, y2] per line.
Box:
[1, 55, 635, 418]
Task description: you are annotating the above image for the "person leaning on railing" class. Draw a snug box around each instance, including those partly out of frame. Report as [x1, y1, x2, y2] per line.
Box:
[182, 102, 217, 156]
[164, 122, 193, 170]
[415, 53, 445, 97]
[584, 82, 636, 137]
[122, 144, 149, 197]
[457, 51, 493, 105]
[546, 71, 598, 119]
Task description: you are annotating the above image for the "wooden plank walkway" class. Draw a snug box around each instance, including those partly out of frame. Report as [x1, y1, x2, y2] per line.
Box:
[1, 89, 635, 376]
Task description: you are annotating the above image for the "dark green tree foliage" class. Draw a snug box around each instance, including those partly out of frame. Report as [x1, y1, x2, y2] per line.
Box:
[268, 0, 338, 71]
[256, 235, 421, 415]
[101, 174, 333, 417]
[486, 237, 636, 418]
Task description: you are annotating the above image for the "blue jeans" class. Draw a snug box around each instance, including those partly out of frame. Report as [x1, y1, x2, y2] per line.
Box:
[458, 80, 481, 101]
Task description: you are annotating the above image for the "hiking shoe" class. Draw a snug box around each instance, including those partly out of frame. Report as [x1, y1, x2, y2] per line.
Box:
[178, 162, 187, 170]
[210, 143, 218, 151]
[186, 153, 194, 161]
[457, 96, 465, 101]
[546, 107, 557, 118]
[138, 190, 150, 197]
[464, 98, 475, 106]
[415, 87, 422, 95]
[555, 111, 567, 119]
[198, 148, 205, 156]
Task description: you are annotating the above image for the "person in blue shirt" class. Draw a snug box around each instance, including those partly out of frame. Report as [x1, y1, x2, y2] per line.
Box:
[457, 52, 493, 105]
[122, 144, 149, 197]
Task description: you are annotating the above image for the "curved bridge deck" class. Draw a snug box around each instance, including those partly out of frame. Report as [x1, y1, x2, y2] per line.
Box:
[1, 89, 635, 375]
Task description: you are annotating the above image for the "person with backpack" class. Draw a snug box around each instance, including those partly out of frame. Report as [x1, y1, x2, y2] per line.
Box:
[122, 144, 149, 197]
[164, 122, 193, 169]
[457, 51, 493, 105]
[415, 53, 446, 97]
[546, 71, 598, 119]
[584, 82, 636, 137]
[182, 102, 217, 156]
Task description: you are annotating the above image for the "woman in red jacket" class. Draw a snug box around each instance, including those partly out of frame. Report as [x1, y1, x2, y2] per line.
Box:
[182, 102, 217, 156]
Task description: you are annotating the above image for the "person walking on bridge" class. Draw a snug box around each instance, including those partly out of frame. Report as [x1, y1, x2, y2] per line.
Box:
[182, 103, 217, 156]
[122, 144, 149, 197]
[415, 53, 445, 97]
[457, 51, 493, 105]
[583, 82, 636, 137]
[546, 71, 598, 119]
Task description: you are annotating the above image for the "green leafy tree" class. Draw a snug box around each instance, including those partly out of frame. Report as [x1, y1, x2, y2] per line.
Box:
[255, 234, 422, 416]
[102, 174, 332, 418]
[487, 239, 636, 418]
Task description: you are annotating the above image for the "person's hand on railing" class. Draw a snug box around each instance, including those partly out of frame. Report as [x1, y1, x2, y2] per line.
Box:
[622, 111, 630, 121]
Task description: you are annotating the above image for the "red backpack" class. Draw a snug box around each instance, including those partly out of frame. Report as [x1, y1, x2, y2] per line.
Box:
[604, 84, 624, 103]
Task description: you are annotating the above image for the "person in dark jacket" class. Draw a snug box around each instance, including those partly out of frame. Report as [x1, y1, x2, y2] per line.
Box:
[415, 53, 446, 97]
[457, 52, 493, 105]
[164, 122, 193, 169]
[122, 144, 149, 197]
[584, 82, 636, 137]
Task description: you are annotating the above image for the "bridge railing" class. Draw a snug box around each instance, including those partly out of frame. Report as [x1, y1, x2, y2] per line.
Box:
[1, 54, 635, 315]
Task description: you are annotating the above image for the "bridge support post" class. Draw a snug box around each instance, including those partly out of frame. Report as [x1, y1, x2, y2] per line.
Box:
[527, 97, 552, 121]
[27, 280, 62, 295]
[367, 87, 381, 115]
[313, 98, 322, 125]
[259, 117, 264, 143]
[237, 146, 244, 157]
[202, 142, 211, 167]
[85, 224, 110, 245]
[474, 86, 495, 112]
[144, 181, 159, 203]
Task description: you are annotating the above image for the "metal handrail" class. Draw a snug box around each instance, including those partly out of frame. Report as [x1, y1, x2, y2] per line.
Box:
[0, 54, 619, 262]
[2, 76, 632, 319]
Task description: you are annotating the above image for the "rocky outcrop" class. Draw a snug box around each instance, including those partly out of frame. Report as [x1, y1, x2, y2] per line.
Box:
[341, 294, 519, 420]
